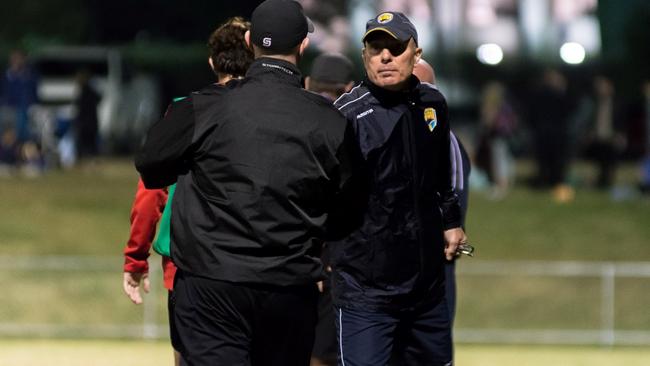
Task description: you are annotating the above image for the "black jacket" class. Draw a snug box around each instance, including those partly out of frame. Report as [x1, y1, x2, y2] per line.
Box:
[330, 76, 461, 310]
[135, 58, 360, 286]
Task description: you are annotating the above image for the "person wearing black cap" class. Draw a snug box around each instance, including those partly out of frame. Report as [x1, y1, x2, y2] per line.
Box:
[329, 12, 467, 366]
[306, 53, 355, 103]
[135, 1, 363, 365]
[303, 52, 356, 366]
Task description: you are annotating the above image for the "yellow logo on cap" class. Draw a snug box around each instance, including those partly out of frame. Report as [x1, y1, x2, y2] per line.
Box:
[377, 12, 393, 24]
[424, 108, 437, 132]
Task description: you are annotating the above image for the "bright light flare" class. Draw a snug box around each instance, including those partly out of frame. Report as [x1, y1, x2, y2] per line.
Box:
[476, 43, 503, 65]
[560, 42, 586, 64]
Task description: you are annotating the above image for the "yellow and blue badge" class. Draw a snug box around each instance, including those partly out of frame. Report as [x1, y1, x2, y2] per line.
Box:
[377, 12, 394, 23]
[424, 107, 437, 132]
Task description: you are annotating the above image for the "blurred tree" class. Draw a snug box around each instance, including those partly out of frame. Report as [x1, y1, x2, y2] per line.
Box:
[622, 3, 650, 81]
[85, 0, 263, 43]
[0, 0, 88, 45]
[0, 0, 264, 45]
[599, 0, 650, 85]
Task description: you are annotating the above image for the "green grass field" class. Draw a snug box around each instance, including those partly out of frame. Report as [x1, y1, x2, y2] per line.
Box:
[0, 160, 137, 255]
[1, 158, 648, 259]
[1, 340, 649, 366]
[1, 159, 649, 363]
[1, 160, 649, 304]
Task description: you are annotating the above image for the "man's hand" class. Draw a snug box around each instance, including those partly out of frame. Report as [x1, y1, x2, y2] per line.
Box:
[316, 266, 332, 293]
[123, 272, 150, 304]
[444, 227, 467, 261]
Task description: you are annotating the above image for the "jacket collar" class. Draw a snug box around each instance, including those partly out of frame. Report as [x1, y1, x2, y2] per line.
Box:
[246, 57, 303, 87]
[364, 74, 420, 107]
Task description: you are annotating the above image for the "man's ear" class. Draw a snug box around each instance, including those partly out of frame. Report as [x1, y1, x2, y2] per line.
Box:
[208, 57, 215, 72]
[414, 47, 423, 64]
[344, 81, 355, 92]
[245, 30, 251, 48]
[299, 37, 310, 56]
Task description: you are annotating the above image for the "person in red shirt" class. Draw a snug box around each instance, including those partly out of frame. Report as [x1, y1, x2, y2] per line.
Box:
[122, 17, 254, 366]
[123, 179, 172, 296]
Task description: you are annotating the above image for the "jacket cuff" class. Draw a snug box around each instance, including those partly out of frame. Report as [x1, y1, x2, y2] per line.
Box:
[443, 218, 462, 231]
[124, 257, 149, 273]
[440, 192, 462, 230]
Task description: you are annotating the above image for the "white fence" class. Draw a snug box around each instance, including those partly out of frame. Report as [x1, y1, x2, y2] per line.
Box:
[1, 256, 649, 346]
[455, 260, 650, 346]
[0, 255, 165, 339]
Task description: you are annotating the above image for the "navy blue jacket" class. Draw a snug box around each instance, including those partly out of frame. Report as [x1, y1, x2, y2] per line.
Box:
[330, 76, 461, 310]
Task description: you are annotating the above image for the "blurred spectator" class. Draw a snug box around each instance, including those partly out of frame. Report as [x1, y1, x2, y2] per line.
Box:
[0, 128, 19, 175]
[624, 79, 650, 194]
[475, 81, 518, 199]
[640, 80, 650, 193]
[19, 140, 44, 177]
[529, 68, 575, 202]
[582, 76, 625, 189]
[1, 49, 38, 143]
[0, 122, 44, 179]
[300, 0, 350, 53]
[73, 70, 101, 164]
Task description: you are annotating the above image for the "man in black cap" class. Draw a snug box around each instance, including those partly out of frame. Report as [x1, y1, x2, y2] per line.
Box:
[136, 1, 362, 365]
[303, 52, 356, 366]
[305, 53, 355, 103]
[330, 12, 467, 366]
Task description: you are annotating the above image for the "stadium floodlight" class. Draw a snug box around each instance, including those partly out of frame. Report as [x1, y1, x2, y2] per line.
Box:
[476, 43, 503, 65]
[560, 42, 586, 65]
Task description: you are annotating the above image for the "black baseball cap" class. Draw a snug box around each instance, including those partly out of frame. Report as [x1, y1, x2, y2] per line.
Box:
[362, 12, 418, 45]
[250, 0, 314, 53]
[310, 53, 354, 84]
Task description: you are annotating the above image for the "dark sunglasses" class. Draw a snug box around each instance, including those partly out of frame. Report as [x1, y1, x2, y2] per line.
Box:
[365, 37, 409, 57]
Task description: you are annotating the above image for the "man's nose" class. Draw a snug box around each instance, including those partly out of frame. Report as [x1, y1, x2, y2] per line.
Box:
[380, 48, 392, 62]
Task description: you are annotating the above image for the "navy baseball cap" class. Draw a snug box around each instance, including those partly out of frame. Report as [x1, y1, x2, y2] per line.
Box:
[250, 0, 314, 53]
[362, 12, 418, 45]
[310, 53, 354, 84]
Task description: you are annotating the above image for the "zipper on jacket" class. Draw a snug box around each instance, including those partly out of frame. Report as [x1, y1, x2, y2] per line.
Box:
[404, 101, 426, 284]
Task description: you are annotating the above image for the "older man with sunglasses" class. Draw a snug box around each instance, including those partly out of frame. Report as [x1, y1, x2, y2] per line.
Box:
[330, 12, 467, 366]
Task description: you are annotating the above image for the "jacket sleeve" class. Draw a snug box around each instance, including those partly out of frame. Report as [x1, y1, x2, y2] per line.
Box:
[436, 100, 462, 230]
[135, 98, 195, 188]
[325, 121, 368, 240]
[123, 179, 168, 273]
[450, 131, 470, 227]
